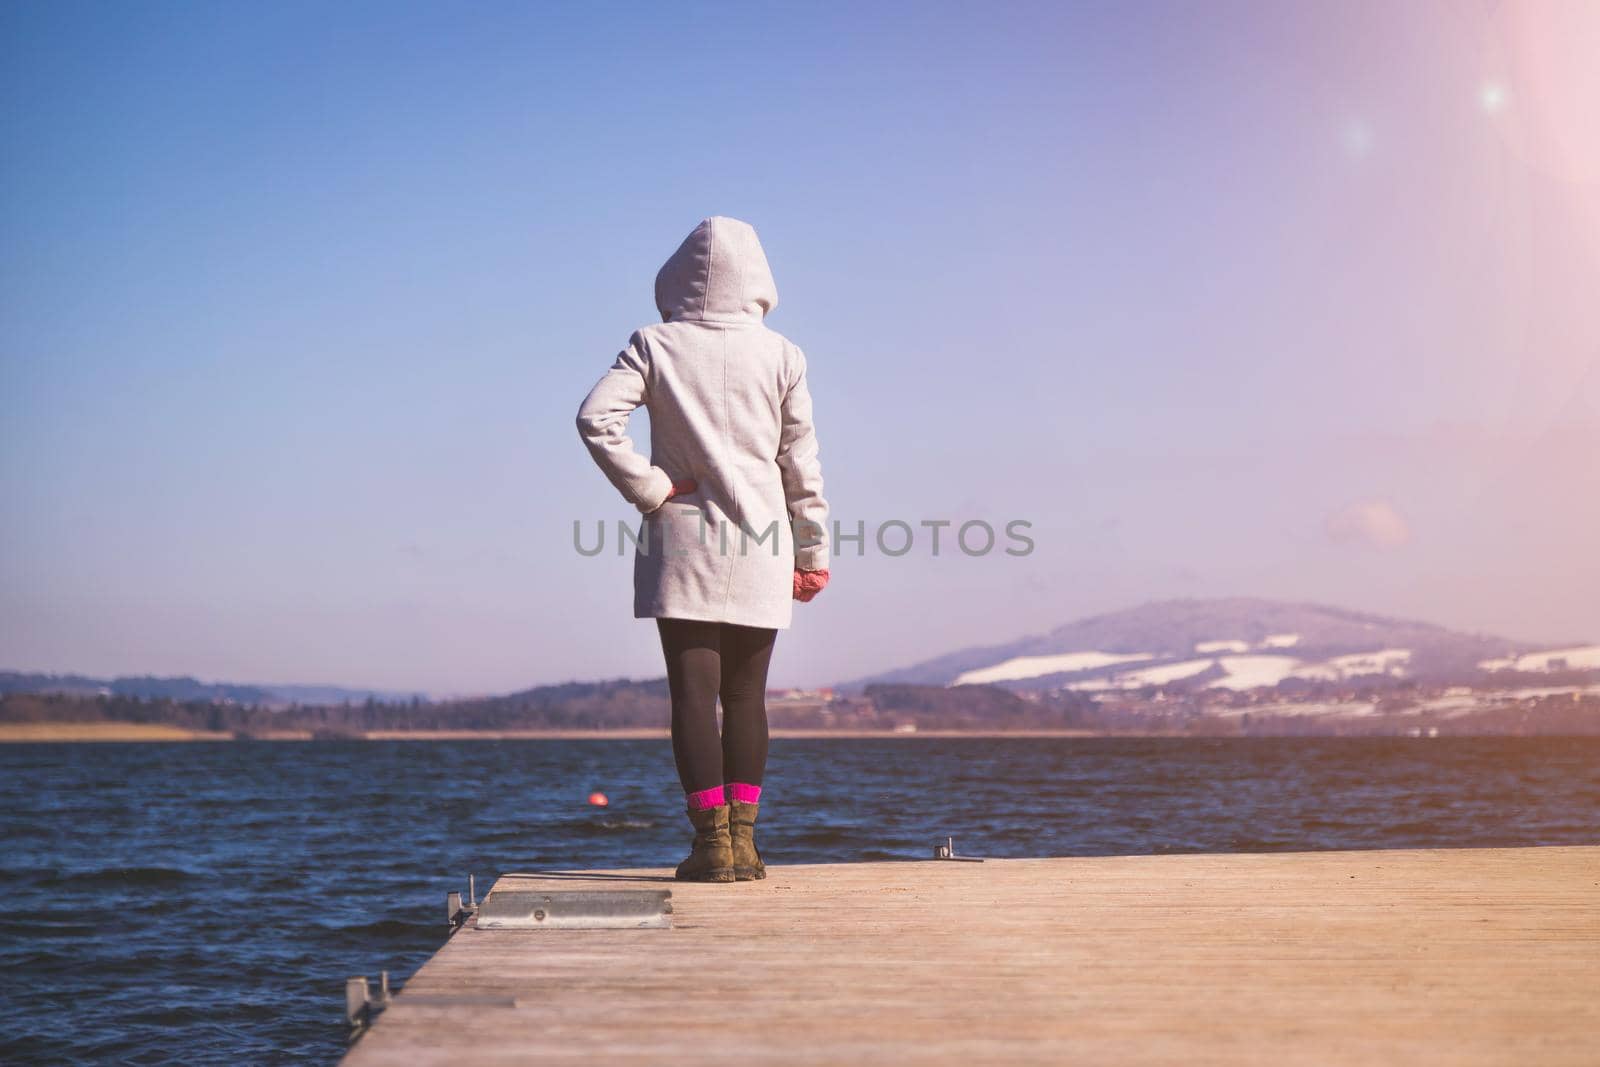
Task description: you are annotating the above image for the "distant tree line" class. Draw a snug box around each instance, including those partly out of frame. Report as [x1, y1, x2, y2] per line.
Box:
[2, 679, 1597, 737]
[0, 677, 674, 737]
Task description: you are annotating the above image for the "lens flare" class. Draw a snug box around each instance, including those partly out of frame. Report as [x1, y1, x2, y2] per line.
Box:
[1341, 117, 1374, 159]
[1479, 81, 1508, 114]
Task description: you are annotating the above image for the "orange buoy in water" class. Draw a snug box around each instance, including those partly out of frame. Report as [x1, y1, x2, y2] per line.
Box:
[588, 791, 609, 807]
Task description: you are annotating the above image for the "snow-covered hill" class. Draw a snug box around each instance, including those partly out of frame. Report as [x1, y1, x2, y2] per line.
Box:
[846, 598, 1592, 694]
[1479, 646, 1600, 673]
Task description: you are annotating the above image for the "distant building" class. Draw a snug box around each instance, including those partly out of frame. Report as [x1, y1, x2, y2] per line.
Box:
[767, 687, 835, 701]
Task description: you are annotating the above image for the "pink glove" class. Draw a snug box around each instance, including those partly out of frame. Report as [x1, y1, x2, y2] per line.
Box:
[793, 568, 830, 602]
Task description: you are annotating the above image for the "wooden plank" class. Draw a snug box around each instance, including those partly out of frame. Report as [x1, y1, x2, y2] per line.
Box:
[341, 846, 1600, 1066]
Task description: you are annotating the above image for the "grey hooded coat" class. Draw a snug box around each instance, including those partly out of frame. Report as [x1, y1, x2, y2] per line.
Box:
[576, 217, 829, 630]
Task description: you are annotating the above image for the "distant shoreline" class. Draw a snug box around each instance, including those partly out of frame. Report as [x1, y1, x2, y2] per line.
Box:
[6, 721, 1594, 743]
[0, 722, 238, 743]
[0, 722, 1113, 743]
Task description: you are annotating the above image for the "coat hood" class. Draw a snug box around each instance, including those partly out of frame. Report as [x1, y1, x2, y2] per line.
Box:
[654, 216, 778, 324]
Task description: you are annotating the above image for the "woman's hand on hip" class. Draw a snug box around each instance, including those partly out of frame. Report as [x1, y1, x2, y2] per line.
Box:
[647, 479, 698, 513]
[793, 568, 830, 602]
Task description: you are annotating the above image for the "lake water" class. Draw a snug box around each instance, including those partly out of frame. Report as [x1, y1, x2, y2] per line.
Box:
[3, 737, 1598, 1064]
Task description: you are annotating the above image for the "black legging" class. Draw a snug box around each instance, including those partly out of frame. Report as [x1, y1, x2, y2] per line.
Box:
[656, 618, 777, 795]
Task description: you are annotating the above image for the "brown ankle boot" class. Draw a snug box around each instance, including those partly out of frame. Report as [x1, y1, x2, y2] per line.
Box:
[729, 799, 766, 881]
[675, 804, 734, 882]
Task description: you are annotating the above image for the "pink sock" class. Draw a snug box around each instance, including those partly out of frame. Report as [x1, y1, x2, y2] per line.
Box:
[686, 785, 725, 811]
[728, 782, 762, 804]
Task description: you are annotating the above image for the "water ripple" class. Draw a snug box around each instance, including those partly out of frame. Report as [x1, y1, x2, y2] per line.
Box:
[0, 737, 1596, 1064]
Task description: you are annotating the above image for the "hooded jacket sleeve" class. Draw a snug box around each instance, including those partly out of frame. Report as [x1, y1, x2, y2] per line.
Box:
[576, 332, 675, 514]
[777, 345, 829, 570]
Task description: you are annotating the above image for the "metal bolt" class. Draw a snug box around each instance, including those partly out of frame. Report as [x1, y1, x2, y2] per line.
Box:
[533, 909, 545, 921]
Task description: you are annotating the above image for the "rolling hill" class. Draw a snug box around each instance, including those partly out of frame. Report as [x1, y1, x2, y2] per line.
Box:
[845, 597, 1598, 693]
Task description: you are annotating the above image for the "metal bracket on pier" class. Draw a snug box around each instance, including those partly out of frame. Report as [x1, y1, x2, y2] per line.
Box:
[345, 968, 519, 1041]
[476, 889, 674, 930]
[345, 970, 392, 1032]
[447, 874, 479, 928]
[933, 836, 985, 862]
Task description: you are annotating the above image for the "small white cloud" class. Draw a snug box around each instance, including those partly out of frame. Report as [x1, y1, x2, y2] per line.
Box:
[1324, 498, 1411, 549]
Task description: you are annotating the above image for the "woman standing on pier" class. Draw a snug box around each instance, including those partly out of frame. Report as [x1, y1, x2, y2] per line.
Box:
[577, 216, 830, 882]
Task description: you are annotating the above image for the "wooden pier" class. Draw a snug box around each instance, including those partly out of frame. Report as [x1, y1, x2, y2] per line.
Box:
[342, 845, 1600, 1065]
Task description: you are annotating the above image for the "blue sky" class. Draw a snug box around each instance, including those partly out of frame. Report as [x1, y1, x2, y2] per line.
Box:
[3, 1, 1597, 692]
